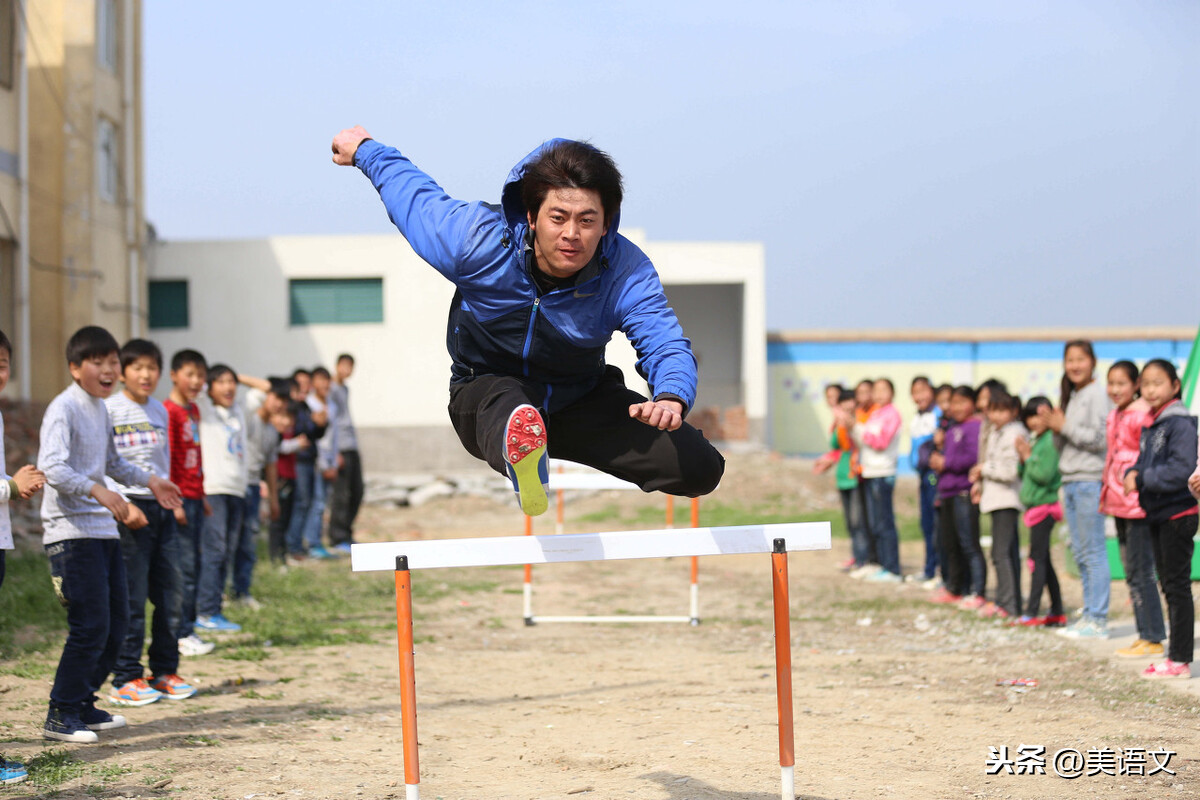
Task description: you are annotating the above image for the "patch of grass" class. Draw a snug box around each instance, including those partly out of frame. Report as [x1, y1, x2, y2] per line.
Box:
[0, 548, 69, 657]
[184, 734, 220, 747]
[23, 749, 87, 788]
[240, 689, 284, 700]
[221, 645, 271, 662]
[0, 657, 55, 679]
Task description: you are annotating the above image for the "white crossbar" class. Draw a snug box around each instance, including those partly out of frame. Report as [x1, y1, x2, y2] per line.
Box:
[546, 472, 640, 491]
[351, 522, 830, 572]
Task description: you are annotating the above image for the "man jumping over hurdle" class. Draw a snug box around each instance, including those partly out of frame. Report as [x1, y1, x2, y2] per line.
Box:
[331, 127, 725, 516]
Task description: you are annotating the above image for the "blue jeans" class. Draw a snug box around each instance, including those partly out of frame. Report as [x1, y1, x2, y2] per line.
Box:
[840, 485, 870, 566]
[863, 476, 900, 575]
[1115, 517, 1165, 643]
[175, 497, 206, 639]
[234, 485, 262, 599]
[1062, 481, 1110, 622]
[286, 460, 315, 555]
[301, 474, 330, 550]
[46, 538, 128, 714]
[939, 493, 986, 597]
[918, 468, 940, 580]
[197, 494, 244, 618]
[113, 498, 181, 686]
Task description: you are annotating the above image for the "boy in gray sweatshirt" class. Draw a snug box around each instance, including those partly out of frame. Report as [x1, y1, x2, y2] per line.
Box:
[38, 327, 181, 743]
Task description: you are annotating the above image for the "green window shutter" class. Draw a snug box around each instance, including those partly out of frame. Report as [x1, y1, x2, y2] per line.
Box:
[289, 278, 384, 325]
[148, 280, 189, 329]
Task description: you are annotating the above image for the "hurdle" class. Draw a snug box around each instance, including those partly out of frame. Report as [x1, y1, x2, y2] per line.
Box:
[352, 521, 831, 800]
[522, 466, 702, 625]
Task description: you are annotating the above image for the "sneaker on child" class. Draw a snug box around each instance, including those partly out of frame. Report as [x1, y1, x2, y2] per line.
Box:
[1, 759, 28, 786]
[234, 595, 263, 611]
[1057, 618, 1109, 640]
[1041, 614, 1068, 627]
[43, 709, 99, 743]
[848, 564, 877, 580]
[178, 634, 216, 656]
[1141, 659, 1191, 680]
[866, 568, 902, 583]
[1115, 639, 1164, 659]
[80, 705, 126, 731]
[109, 678, 162, 707]
[150, 674, 197, 700]
[957, 595, 985, 611]
[195, 614, 241, 632]
[928, 587, 961, 604]
[503, 404, 549, 517]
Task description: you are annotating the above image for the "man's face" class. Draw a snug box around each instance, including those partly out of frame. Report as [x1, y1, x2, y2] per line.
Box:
[336, 358, 354, 381]
[527, 187, 608, 279]
[294, 374, 311, 397]
[312, 373, 330, 399]
[71, 352, 121, 399]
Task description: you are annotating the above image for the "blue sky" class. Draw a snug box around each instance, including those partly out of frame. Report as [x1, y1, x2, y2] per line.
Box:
[145, 1, 1199, 331]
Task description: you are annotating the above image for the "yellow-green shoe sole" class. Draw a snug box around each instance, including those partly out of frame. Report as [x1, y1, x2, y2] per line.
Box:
[511, 445, 548, 516]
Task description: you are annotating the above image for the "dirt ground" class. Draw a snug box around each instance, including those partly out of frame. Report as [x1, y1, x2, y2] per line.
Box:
[2, 452, 1198, 799]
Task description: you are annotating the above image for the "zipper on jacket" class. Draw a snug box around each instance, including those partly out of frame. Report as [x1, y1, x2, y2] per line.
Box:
[521, 298, 541, 377]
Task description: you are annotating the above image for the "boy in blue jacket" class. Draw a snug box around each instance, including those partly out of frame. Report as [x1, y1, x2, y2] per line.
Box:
[332, 127, 724, 516]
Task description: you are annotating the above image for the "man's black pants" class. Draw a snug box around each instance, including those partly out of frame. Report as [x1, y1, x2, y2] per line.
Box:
[448, 368, 725, 497]
[328, 450, 364, 546]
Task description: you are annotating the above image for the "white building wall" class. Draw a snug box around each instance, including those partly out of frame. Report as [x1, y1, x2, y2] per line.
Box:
[149, 232, 765, 472]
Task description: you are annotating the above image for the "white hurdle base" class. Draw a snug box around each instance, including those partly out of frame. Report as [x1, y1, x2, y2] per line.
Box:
[405, 784, 419, 800]
[781, 766, 794, 800]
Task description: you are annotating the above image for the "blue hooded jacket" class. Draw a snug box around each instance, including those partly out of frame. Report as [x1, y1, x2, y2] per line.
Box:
[354, 138, 699, 415]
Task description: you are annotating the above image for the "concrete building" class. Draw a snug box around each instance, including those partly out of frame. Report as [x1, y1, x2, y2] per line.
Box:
[0, 0, 145, 401]
[147, 231, 766, 473]
[769, 327, 1197, 462]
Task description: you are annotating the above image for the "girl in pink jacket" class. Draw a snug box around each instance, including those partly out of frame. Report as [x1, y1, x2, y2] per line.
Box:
[1101, 361, 1164, 658]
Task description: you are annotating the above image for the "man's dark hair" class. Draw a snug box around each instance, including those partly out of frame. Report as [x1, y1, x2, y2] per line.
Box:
[520, 141, 624, 227]
[268, 377, 292, 401]
[120, 338, 163, 372]
[311, 366, 331, 380]
[911, 376, 932, 390]
[171, 349, 208, 373]
[336, 353, 355, 366]
[837, 388, 855, 403]
[292, 368, 311, 381]
[66, 326, 119, 366]
[0, 329, 11, 359]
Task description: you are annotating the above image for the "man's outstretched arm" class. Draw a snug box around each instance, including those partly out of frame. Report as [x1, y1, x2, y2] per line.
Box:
[331, 126, 498, 280]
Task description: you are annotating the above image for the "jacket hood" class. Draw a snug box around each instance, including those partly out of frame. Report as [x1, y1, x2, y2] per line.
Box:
[500, 139, 622, 241]
[1153, 400, 1194, 424]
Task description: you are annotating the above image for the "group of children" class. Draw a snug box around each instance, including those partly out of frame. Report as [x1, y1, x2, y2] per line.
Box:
[820, 340, 1200, 681]
[0, 325, 363, 783]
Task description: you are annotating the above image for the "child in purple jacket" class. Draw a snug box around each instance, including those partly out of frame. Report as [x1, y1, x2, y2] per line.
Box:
[930, 385, 986, 607]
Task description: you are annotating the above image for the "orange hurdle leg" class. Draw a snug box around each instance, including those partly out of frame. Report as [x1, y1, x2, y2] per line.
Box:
[394, 556, 421, 800]
[771, 538, 795, 799]
[523, 515, 534, 625]
[689, 497, 700, 625]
